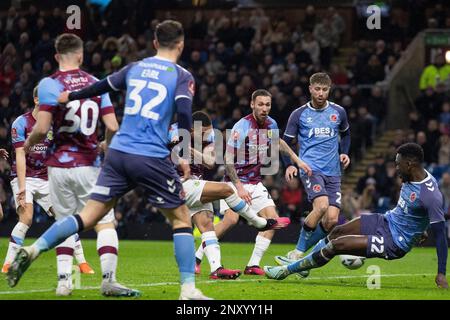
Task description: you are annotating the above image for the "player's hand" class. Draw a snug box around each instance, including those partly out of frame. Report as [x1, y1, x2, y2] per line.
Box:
[178, 158, 191, 182]
[435, 273, 448, 289]
[58, 91, 70, 104]
[285, 165, 298, 182]
[17, 187, 26, 208]
[418, 231, 428, 245]
[98, 140, 108, 154]
[236, 182, 252, 205]
[296, 160, 312, 177]
[0, 148, 9, 160]
[340, 154, 350, 169]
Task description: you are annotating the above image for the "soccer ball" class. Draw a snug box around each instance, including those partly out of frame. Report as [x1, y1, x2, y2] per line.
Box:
[339, 255, 365, 270]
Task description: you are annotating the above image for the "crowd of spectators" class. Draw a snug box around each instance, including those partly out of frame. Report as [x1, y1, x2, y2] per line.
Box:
[0, 2, 448, 235]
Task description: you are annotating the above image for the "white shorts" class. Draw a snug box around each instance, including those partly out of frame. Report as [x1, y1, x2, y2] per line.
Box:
[48, 166, 115, 224]
[219, 182, 275, 214]
[182, 179, 213, 217]
[10, 177, 52, 213]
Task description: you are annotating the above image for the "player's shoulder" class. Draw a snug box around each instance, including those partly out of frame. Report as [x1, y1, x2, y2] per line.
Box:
[11, 114, 26, 127]
[233, 115, 253, 130]
[267, 116, 278, 128]
[292, 104, 309, 117]
[329, 101, 347, 113]
[175, 63, 193, 79]
[418, 171, 442, 201]
[39, 76, 60, 87]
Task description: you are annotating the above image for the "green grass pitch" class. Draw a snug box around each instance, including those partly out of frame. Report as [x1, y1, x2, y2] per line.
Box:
[0, 238, 448, 300]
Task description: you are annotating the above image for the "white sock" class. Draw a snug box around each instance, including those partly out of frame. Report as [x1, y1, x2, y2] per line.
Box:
[4, 222, 29, 265]
[224, 193, 266, 228]
[195, 243, 204, 262]
[201, 231, 221, 272]
[56, 236, 75, 284]
[73, 233, 87, 264]
[247, 234, 271, 267]
[97, 228, 118, 282]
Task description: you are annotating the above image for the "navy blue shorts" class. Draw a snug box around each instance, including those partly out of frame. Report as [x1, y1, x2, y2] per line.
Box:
[90, 148, 185, 209]
[360, 213, 406, 260]
[300, 172, 341, 208]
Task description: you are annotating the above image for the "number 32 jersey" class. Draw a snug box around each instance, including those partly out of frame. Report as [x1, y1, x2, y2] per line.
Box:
[38, 69, 114, 168]
[106, 56, 195, 158]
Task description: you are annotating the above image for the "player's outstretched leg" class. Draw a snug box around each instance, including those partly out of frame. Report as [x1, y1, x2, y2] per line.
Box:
[265, 233, 368, 280]
[74, 233, 95, 274]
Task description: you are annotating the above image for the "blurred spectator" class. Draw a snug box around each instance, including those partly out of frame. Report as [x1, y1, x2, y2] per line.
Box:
[358, 178, 379, 213]
[438, 134, 450, 166]
[419, 53, 450, 90]
[281, 178, 303, 222]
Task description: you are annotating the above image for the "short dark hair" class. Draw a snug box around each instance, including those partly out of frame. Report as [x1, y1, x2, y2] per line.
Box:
[251, 89, 272, 102]
[33, 85, 38, 98]
[155, 20, 184, 49]
[192, 111, 211, 127]
[397, 143, 424, 164]
[55, 33, 83, 54]
[310, 72, 332, 86]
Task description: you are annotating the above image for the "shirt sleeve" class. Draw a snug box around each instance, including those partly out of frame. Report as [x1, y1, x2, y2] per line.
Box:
[38, 77, 64, 113]
[284, 108, 300, 138]
[338, 107, 350, 132]
[227, 120, 248, 150]
[11, 117, 26, 148]
[100, 92, 114, 116]
[421, 183, 446, 224]
[175, 68, 195, 102]
[106, 63, 135, 91]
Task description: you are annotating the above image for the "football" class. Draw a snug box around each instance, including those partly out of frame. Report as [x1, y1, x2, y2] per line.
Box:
[339, 255, 366, 270]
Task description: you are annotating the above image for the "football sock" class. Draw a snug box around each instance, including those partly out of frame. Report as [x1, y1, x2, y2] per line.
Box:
[4, 222, 29, 265]
[73, 233, 87, 264]
[195, 243, 204, 263]
[247, 234, 271, 267]
[56, 235, 75, 284]
[224, 194, 266, 228]
[309, 236, 330, 255]
[288, 242, 334, 273]
[173, 227, 195, 288]
[97, 228, 118, 282]
[33, 215, 83, 254]
[295, 222, 315, 252]
[201, 231, 221, 272]
[305, 221, 328, 252]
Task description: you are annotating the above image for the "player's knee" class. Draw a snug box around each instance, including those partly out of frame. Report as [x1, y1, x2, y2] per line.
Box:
[328, 225, 344, 240]
[323, 217, 338, 231]
[222, 185, 235, 198]
[224, 210, 239, 226]
[329, 238, 347, 252]
[317, 204, 328, 215]
[19, 215, 32, 227]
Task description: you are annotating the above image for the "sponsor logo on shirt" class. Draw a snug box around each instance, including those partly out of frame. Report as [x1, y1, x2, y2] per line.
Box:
[330, 114, 338, 122]
[410, 192, 416, 202]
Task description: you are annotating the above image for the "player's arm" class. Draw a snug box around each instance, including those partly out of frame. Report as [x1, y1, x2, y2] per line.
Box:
[282, 109, 303, 181]
[99, 92, 119, 152]
[11, 118, 27, 207]
[174, 71, 195, 179]
[225, 123, 252, 204]
[279, 139, 312, 176]
[24, 112, 52, 153]
[338, 107, 351, 169]
[424, 187, 448, 288]
[25, 78, 58, 152]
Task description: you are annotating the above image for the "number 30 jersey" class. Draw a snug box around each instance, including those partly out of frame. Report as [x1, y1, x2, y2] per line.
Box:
[38, 69, 114, 168]
[106, 56, 195, 158]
